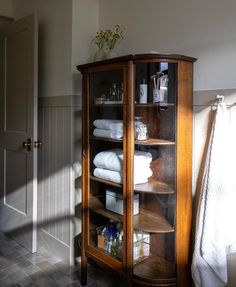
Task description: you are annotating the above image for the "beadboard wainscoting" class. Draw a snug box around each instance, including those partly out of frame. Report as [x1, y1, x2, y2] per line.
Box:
[193, 89, 236, 287]
[38, 95, 82, 264]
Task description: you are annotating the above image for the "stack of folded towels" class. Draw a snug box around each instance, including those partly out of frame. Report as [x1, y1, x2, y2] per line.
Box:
[93, 149, 153, 184]
[93, 119, 143, 140]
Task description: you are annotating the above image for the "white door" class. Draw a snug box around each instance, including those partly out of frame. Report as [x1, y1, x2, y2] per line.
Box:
[0, 14, 38, 252]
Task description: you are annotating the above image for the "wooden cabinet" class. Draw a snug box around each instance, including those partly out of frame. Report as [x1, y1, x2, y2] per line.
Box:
[77, 54, 196, 287]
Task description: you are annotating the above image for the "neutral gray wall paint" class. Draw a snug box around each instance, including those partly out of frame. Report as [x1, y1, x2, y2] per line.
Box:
[0, 0, 13, 17]
[99, 0, 236, 91]
[12, 0, 73, 98]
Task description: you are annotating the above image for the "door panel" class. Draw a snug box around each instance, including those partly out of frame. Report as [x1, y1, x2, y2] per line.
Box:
[5, 149, 27, 214]
[6, 29, 28, 132]
[0, 14, 38, 252]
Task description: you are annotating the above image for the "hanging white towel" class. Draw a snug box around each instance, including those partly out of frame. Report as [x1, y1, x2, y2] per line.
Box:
[192, 101, 236, 287]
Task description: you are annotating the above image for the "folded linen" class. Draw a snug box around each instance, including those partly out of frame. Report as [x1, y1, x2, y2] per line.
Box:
[93, 119, 123, 131]
[93, 149, 152, 172]
[93, 128, 123, 140]
[93, 119, 143, 132]
[94, 168, 151, 185]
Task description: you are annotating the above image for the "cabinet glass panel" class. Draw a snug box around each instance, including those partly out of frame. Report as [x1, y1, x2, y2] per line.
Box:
[88, 69, 125, 262]
[133, 62, 177, 281]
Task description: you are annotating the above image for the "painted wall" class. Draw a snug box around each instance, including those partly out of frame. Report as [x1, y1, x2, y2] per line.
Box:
[0, 0, 13, 17]
[11, 0, 99, 97]
[99, 0, 236, 91]
[72, 0, 99, 94]
[12, 0, 73, 98]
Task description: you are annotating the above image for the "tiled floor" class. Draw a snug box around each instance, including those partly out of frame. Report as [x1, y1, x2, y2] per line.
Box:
[0, 232, 125, 287]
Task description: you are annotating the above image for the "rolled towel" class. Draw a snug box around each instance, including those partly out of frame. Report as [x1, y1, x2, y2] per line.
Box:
[93, 128, 123, 140]
[73, 162, 82, 179]
[94, 168, 151, 185]
[93, 149, 152, 172]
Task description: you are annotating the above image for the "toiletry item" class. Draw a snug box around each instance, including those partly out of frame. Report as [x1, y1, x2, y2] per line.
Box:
[110, 83, 118, 101]
[153, 88, 160, 103]
[139, 80, 147, 104]
[152, 72, 164, 103]
[160, 75, 168, 106]
[135, 123, 149, 141]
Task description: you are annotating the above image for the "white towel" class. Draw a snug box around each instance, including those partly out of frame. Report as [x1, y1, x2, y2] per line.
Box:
[94, 167, 151, 185]
[93, 119, 143, 133]
[93, 119, 123, 131]
[192, 101, 236, 287]
[93, 149, 152, 172]
[93, 128, 123, 140]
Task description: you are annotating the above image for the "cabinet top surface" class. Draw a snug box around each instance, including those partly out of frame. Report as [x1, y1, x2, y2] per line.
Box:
[77, 53, 197, 71]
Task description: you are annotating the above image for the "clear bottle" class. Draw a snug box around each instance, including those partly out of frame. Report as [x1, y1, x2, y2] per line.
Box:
[139, 79, 147, 104]
[110, 83, 119, 101]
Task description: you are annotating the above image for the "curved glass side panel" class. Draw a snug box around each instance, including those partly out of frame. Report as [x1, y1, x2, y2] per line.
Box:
[133, 62, 177, 282]
[88, 70, 125, 262]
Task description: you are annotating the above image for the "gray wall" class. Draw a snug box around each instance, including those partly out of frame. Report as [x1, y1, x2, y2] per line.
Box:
[12, 0, 74, 98]
[99, 0, 236, 91]
[0, 0, 13, 17]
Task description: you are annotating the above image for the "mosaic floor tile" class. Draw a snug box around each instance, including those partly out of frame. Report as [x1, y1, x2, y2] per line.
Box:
[0, 232, 125, 287]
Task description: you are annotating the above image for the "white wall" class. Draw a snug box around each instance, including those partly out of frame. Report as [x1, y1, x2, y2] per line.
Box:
[72, 0, 99, 94]
[12, 0, 73, 98]
[11, 0, 99, 97]
[99, 0, 236, 91]
[0, 0, 13, 17]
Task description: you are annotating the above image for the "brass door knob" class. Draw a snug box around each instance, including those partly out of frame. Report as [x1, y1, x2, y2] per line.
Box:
[34, 140, 42, 148]
[22, 138, 33, 151]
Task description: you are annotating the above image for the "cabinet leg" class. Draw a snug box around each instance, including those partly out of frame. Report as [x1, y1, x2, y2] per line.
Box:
[81, 254, 87, 285]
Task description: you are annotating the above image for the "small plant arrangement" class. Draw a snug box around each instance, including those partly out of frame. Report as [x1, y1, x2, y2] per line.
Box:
[92, 24, 125, 60]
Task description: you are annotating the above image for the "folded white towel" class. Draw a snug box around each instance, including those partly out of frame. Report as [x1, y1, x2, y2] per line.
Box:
[93, 119, 143, 132]
[93, 119, 123, 131]
[93, 128, 123, 140]
[93, 149, 152, 172]
[94, 168, 150, 185]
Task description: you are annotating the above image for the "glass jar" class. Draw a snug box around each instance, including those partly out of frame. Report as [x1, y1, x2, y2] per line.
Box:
[134, 117, 149, 140]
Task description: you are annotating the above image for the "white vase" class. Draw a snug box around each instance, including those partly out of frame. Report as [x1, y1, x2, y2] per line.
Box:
[104, 50, 116, 59]
[94, 50, 106, 61]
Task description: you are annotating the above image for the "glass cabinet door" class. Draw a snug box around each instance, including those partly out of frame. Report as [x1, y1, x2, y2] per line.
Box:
[132, 62, 177, 283]
[88, 68, 125, 262]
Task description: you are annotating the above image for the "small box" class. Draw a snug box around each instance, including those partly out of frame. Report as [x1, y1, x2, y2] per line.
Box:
[106, 189, 139, 215]
[133, 231, 150, 263]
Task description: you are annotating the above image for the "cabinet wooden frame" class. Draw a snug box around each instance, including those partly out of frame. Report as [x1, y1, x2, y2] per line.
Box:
[77, 54, 196, 287]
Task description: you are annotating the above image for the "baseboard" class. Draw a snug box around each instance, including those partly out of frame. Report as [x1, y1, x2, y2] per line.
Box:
[37, 228, 72, 264]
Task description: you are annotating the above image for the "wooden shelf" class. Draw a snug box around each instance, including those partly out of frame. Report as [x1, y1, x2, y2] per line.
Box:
[134, 178, 174, 195]
[94, 102, 175, 108]
[90, 135, 175, 146]
[90, 136, 123, 144]
[94, 102, 123, 107]
[134, 208, 174, 233]
[90, 196, 174, 233]
[135, 138, 175, 146]
[90, 176, 174, 195]
[133, 255, 176, 283]
[135, 103, 175, 107]
[90, 175, 122, 188]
